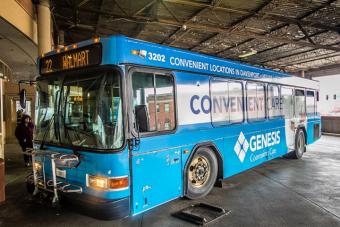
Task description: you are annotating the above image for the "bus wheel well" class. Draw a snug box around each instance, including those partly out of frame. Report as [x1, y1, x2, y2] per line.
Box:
[184, 142, 224, 192]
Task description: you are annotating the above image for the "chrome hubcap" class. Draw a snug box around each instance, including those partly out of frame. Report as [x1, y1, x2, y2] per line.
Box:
[188, 156, 210, 188]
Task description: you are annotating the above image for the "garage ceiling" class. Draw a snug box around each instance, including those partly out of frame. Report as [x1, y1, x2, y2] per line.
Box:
[51, 0, 340, 73]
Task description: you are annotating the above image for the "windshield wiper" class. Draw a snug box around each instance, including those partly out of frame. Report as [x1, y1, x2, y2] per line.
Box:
[39, 113, 59, 150]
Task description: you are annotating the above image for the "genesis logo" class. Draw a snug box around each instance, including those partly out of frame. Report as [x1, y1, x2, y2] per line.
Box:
[234, 132, 249, 163]
[234, 130, 281, 163]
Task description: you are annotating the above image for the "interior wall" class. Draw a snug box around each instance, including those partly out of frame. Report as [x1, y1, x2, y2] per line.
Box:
[4, 81, 35, 144]
[0, 79, 4, 159]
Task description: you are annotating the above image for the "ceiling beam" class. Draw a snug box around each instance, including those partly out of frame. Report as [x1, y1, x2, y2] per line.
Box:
[133, 0, 158, 17]
[94, 0, 105, 35]
[161, 0, 221, 45]
[190, 0, 274, 51]
[305, 64, 340, 77]
[217, 0, 338, 56]
[261, 40, 340, 64]
[73, 7, 340, 52]
[162, 0, 340, 33]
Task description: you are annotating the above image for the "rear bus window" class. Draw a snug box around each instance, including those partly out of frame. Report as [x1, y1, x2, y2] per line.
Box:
[306, 90, 316, 116]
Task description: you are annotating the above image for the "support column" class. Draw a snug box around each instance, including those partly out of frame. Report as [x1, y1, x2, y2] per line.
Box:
[301, 70, 305, 78]
[36, 0, 52, 55]
[0, 76, 4, 204]
[0, 63, 4, 160]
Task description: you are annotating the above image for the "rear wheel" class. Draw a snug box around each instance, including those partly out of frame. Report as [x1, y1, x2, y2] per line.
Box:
[186, 147, 218, 199]
[288, 129, 306, 159]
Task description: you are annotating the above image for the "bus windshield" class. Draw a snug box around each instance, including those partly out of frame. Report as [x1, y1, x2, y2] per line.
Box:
[34, 70, 124, 150]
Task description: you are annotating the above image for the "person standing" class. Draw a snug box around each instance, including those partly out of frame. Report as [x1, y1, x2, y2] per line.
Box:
[15, 115, 34, 167]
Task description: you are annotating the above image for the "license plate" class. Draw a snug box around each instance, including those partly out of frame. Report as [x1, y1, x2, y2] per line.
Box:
[56, 168, 66, 178]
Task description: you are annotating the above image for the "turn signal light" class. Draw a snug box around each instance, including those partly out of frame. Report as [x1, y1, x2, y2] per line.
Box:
[110, 177, 129, 189]
[87, 175, 128, 190]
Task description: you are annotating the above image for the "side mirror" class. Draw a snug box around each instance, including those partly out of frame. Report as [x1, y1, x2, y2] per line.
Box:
[19, 89, 27, 109]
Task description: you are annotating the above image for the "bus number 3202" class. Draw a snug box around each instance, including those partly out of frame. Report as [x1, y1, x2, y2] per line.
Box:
[148, 52, 166, 62]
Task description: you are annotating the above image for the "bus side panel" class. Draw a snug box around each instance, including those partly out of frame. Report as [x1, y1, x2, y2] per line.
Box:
[306, 115, 321, 145]
[222, 120, 285, 178]
[267, 118, 289, 159]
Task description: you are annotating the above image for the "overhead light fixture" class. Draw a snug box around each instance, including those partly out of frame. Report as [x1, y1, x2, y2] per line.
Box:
[239, 49, 257, 58]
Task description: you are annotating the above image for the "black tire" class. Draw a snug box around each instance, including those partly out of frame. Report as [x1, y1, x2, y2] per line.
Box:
[186, 147, 218, 199]
[287, 129, 306, 159]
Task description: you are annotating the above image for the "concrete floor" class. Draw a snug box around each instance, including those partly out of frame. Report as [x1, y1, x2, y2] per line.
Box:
[1, 136, 340, 227]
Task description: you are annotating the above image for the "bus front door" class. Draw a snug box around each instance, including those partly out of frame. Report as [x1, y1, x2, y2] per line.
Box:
[129, 69, 182, 215]
[130, 136, 182, 215]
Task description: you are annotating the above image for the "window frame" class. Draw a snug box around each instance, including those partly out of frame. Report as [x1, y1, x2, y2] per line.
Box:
[128, 67, 177, 138]
[209, 77, 244, 127]
[246, 82, 266, 122]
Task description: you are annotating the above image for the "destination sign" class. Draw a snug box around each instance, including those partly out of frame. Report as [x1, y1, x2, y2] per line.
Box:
[40, 43, 102, 75]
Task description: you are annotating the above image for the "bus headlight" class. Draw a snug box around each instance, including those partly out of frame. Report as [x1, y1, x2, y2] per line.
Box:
[87, 175, 129, 190]
[34, 162, 42, 173]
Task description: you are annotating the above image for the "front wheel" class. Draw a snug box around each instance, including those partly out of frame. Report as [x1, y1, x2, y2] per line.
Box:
[186, 147, 218, 199]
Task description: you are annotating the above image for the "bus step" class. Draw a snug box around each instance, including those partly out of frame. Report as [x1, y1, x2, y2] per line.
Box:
[172, 203, 230, 226]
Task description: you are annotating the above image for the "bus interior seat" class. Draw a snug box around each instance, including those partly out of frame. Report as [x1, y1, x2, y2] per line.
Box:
[135, 105, 150, 132]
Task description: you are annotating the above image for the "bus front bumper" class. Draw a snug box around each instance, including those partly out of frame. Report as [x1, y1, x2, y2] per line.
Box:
[61, 193, 130, 220]
[26, 176, 130, 220]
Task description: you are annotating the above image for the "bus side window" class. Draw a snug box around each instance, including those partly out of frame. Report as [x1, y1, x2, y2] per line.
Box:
[247, 82, 265, 121]
[281, 87, 294, 119]
[155, 74, 175, 131]
[210, 79, 230, 125]
[229, 82, 243, 123]
[306, 90, 315, 116]
[132, 71, 175, 133]
[210, 79, 243, 126]
[267, 84, 282, 118]
[295, 89, 306, 118]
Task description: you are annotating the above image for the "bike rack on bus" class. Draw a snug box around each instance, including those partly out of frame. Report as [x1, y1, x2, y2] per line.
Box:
[28, 149, 82, 208]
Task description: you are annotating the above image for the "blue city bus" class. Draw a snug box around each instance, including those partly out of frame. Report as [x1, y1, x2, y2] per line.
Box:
[27, 35, 321, 219]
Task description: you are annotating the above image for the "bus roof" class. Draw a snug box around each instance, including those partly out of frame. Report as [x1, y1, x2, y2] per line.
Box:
[105, 35, 290, 80]
[40, 35, 318, 90]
